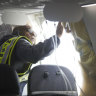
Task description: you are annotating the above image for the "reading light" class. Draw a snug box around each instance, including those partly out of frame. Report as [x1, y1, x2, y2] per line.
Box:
[81, 3, 96, 7]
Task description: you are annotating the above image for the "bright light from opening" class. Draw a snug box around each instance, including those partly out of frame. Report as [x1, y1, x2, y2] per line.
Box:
[41, 20, 83, 95]
[81, 3, 96, 7]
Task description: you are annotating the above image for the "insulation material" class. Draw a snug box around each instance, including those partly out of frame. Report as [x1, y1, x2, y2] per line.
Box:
[63, 20, 96, 96]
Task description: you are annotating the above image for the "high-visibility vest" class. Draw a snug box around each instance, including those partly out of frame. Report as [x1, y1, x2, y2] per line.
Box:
[0, 36, 32, 82]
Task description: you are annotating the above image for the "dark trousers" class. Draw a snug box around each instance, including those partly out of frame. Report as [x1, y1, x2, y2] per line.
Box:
[20, 81, 27, 96]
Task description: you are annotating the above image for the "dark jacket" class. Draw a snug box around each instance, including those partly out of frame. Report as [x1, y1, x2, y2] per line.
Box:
[0, 35, 60, 76]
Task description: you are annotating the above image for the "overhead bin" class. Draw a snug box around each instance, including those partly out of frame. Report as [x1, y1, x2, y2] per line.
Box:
[43, 1, 83, 22]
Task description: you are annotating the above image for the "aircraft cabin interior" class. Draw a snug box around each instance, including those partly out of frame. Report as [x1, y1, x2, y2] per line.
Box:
[0, 0, 96, 96]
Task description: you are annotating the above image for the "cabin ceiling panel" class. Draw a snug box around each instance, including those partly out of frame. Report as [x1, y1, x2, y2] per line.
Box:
[0, 0, 96, 10]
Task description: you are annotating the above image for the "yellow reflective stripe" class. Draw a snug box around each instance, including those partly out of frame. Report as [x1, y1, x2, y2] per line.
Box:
[8, 36, 23, 65]
[2, 37, 17, 64]
[8, 36, 32, 78]
[18, 62, 32, 76]
[8, 36, 32, 66]
[0, 43, 3, 51]
[0, 43, 4, 63]
[19, 73, 29, 82]
[0, 37, 17, 64]
[0, 36, 32, 82]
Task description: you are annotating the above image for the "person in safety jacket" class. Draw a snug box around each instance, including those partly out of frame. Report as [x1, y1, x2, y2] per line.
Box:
[0, 22, 63, 95]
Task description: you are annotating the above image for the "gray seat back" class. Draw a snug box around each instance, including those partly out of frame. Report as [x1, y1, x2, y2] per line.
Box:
[0, 64, 20, 96]
[28, 65, 78, 96]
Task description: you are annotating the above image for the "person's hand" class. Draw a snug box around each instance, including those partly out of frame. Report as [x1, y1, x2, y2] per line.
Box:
[56, 22, 63, 38]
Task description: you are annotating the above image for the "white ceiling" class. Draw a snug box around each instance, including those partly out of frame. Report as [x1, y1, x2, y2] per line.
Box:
[0, 0, 96, 13]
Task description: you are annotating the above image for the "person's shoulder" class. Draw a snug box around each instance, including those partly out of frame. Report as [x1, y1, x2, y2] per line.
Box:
[17, 37, 31, 45]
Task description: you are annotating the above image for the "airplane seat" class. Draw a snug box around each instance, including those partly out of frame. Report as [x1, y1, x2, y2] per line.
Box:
[28, 65, 78, 96]
[0, 64, 20, 96]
